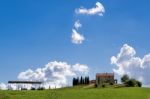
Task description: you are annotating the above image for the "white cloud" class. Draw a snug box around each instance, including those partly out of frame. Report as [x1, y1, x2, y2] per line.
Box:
[17, 61, 89, 89]
[71, 29, 85, 44]
[0, 83, 7, 90]
[74, 20, 82, 30]
[71, 2, 105, 44]
[0, 62, 89, 90]
[111, 44, 150, 86]
[72, 63, 89, 74]
[76, 2, 105, 16]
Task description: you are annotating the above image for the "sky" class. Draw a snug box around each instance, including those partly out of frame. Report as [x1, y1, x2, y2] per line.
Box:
[0, 0, 150, 88]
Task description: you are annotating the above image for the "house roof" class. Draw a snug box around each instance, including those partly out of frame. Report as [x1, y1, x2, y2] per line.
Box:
[96, 73, 114, 77]
[8, 81, 42, 84]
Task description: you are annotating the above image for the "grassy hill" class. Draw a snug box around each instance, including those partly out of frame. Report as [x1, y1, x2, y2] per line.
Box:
[0, 87, 150, 99]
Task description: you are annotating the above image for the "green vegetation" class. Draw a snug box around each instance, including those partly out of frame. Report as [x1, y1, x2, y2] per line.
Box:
[0, 87, 150, 99]
[121, 74, 130, 83]
[121, 74, 142, 87]
[73, 76, 89, 86]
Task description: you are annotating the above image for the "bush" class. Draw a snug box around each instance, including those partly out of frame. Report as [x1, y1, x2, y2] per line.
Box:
[110, 82, 114, 85]
[137, 81, 142, 87]
[31, 87, 36, 90]
[37, 87, 45, 90]
[125, 79, 136, 87]
[21, 88, 27, 90]
[102, 84, 105, 88]
[121, 75, 142, 87]
[126, 79, 142, 87]
[121, 75, 129, 83]
[95, 84, 98, 88]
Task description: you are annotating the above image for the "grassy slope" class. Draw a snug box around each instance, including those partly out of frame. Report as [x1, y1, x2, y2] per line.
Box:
[0, 87, 150, 99]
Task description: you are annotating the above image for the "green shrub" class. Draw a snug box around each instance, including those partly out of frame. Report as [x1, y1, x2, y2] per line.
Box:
[121, 75, 142, 87]
[121, 75, 129, 83]
[137, 81, 142, 87]
[102, 84, 105, 88]
[37, 87, 45, 90]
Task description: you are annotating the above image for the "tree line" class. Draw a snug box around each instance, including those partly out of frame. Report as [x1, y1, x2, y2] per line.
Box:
[73, 76, 90, 86]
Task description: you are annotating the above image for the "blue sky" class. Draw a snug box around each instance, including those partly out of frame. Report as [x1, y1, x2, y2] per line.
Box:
[0, 0, 150, 83]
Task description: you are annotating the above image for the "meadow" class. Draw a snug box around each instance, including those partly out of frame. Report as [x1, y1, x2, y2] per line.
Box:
[0, 87, 150, 99]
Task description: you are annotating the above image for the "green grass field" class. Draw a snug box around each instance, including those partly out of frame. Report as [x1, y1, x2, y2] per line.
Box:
[0, 87, 150, 99]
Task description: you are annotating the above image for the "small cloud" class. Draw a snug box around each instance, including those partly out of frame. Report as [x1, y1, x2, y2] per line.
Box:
[75, 2, 105, 16]
[72, 63, 89, 74]
[74, 20, 82, 30]
[0, 83, 7, 90]
[70, 2, 105, 44]
[71, 29, 85, 44]
[111, 44, 150, 86]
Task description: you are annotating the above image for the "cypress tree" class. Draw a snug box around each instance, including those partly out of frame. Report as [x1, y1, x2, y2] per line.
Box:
[80, 76, 83, 84]
[87, 76, 89, 84]
[85, 77, 86, 84]
[82, 77, 85, 84]
[73, 78, 75, 86]
[75, 78, 77, 85]
[77, 77, 79, 85]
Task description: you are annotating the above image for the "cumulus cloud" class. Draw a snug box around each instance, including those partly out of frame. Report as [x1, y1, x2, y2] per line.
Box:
[71, 29, 85, 44]
[17, 61, 89, 89]
[71, 20, 84, 44]
[111, 44, 150, 86]
[76, 2, 105, 16]
[0, 61, 89, 90]
[72, 63, 89, 74]
[74, 20, 82, 30]
[0, 83, 7, 90]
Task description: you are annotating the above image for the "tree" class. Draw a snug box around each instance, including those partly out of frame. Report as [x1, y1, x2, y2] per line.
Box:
[77, 77, 79, 85]
[73, 76, 90, 86]
[121, 74, 129, 83]
[73, 78, 75, 86]
[87, 76, 90, 84]
[80, 76, 83, 84]
[82, 78, 85, 84]
[75, 78, 78, 85]
[137, 81, 142, 87]
[85, 77, 87, 84]
[126, 79, 136, 87]
[73, 77, 79, 86]
[121, 74, 142, 87]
